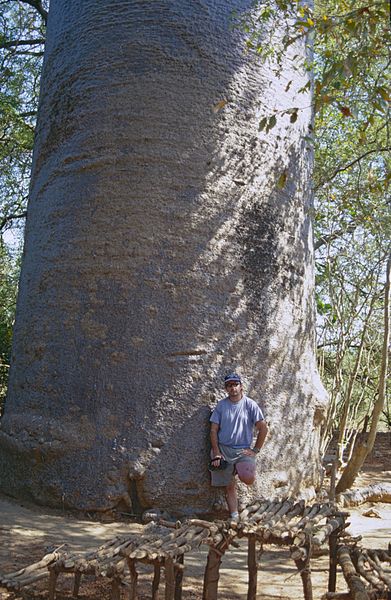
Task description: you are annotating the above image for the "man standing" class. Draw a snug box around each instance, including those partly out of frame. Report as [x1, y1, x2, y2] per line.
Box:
[210, 373, 268, 520]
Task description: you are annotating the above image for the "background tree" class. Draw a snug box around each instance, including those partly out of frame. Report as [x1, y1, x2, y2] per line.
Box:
[0, 0, 47, 235]
[335, 255, 390, 493]
[0, 244, 20, 410]
[0, 0, 47, 410]
[311, 1, 390, 487]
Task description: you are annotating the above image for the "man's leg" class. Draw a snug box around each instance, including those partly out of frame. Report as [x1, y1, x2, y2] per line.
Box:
[225, 479, 238, 516]
[236, 459, 256, 485]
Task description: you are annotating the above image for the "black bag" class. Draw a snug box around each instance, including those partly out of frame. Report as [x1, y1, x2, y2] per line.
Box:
[208, 457, 228, 471]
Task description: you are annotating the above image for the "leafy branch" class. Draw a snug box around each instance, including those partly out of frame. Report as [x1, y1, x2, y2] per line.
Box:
[0, 37, 46, 49]
[18, 0, 48, 24]
[235, 0, 390, 126]
[0, 211, 27, 232]
[315, 146, 391, 190]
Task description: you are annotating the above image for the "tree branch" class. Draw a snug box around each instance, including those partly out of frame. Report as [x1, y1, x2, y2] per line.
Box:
[13, 50, 44, 56]
[314, 224, 356, 250]
[0, 211, 27, 232]
[0, 38, 46, 50]
[19, 0, 48, 25]
[315, 147, 391, 191]
[19, 111, 37, 118]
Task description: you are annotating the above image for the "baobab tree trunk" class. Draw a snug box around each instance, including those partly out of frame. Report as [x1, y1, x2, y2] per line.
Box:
[0, 0, 327, 514]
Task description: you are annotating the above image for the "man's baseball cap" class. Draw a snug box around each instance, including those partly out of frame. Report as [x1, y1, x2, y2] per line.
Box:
[224, 373, 241, 384]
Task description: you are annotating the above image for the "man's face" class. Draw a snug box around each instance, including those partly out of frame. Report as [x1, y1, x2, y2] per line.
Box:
[225, 381, 242, 400]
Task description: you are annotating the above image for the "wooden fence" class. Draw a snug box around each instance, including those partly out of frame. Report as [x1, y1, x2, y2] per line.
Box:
[1, 497, 390, 600]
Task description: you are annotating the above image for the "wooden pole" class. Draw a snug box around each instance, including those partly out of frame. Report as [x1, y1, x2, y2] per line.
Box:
[165, 557, 175, 600]
[247, 535, 257, 600]
[329, 459, 337, 501]
[203, 545, 225, 600]
[128, 559, 138, 600]
[73, 571, 82, 597]
[328, 528, 339, 592]
[152, 561, 161, 600]
[111, 577, 121, 600]
[293, 541, 313, 600]
[174, 554, 184, 600]
[337, 546, 369, 600]
[48, 570, 58, 600]
[294, 557, 313, 600]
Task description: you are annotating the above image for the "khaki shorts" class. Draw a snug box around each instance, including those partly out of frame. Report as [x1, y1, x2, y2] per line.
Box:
[210, 444, 256, 487]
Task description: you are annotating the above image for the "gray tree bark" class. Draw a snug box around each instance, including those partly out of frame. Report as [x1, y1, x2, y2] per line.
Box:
[0, 0, 327, 514]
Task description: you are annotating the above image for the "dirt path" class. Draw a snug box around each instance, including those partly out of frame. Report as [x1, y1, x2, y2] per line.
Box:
[1, 482, 391, 600]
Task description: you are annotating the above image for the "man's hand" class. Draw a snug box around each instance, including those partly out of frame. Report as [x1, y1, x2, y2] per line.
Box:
[211, 454, 222, 465]
[240, 448, 257, 457]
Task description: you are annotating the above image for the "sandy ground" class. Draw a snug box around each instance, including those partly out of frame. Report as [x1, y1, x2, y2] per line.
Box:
[0, 479, 390, 600]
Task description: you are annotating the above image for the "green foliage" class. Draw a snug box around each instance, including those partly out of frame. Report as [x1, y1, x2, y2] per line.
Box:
[312, 4, 390, 450]
[0, 0, 47, 237]
[312, 1, 390, 118]
[234, 0, 390, 125]
[317, 235, 389, 451]
[0, 242, 20, 413]
[0, 0, 47, 412]
[315, 109, 390, 453]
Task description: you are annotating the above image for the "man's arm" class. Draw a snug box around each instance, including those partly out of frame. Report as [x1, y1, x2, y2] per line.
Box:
[253, 420, 268, 451]
[210, 422, 221, 458]
[241, 419, 268, 457]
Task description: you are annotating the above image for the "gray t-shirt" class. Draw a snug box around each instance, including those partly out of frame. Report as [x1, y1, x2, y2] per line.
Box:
[210, 395, 264, 449]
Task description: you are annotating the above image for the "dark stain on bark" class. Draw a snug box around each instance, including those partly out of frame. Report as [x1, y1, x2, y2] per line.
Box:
[237, 201, 283, 317]
[34, 79, 77, 178]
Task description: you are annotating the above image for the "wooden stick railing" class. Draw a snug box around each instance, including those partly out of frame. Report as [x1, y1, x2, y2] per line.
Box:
[1, 498, 389, 600]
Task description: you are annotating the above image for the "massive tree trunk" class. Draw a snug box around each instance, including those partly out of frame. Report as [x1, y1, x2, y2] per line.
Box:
[0, 0, 327, 515]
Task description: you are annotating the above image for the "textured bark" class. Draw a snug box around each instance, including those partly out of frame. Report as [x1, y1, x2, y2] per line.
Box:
[0, 0, 327, 513]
